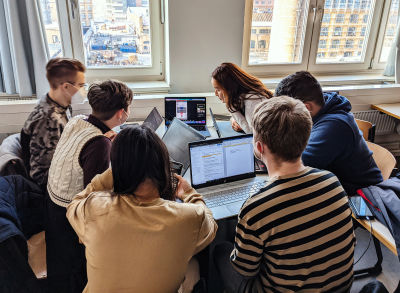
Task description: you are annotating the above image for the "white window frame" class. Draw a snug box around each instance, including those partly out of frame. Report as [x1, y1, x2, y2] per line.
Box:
[54, 0, 165, 82]
[242, 0, 395, 77]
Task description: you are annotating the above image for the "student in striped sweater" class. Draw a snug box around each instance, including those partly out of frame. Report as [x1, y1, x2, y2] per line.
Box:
[214, 96, 355, 293]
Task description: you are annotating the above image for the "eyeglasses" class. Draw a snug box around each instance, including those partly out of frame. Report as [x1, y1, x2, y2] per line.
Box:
[66, 81, 87, 89]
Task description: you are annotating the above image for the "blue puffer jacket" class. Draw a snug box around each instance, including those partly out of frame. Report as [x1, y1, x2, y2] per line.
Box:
[0, 175, 44, 245]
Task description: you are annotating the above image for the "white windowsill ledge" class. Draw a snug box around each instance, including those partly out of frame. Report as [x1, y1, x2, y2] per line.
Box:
[262, 74, 395, 89]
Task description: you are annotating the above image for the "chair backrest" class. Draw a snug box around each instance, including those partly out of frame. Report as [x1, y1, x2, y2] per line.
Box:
[355, 118, 375, 142]
[366, 141, 396, 181]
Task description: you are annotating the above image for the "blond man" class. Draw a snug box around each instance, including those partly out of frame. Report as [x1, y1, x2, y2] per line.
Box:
[214, 96, 355, 293]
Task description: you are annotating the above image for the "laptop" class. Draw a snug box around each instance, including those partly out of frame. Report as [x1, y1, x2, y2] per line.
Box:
[209, 108, 267, 174]
[162, 117, 205, 174]
[120, 107, 165, 137]
[189, 134, 267, 220]
[165, 97, 211, 137]
[209, 108, 244, 138]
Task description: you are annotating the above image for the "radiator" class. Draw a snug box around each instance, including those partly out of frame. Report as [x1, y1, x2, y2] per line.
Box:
[352, 110, 397, 136]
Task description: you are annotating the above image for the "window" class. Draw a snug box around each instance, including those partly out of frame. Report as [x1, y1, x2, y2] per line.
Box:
[38, 0, 63, 59]
[247, 0, 308, 64]
[347, 27, 356, 36]
[321, 27, 329, 36]
[336, 14, 345, 23]
[361, 27, 366, 36]
[380, 0, 400, 62]
[252, 29, 257, 34]
[259, 29, 270, 34]
[345, 39, 354, 48]
[331, 39, 340, 49]
[333, 27, 342, 36]
[322, 13, 331, 23]
[38, 0, 165, 81]
[347, 0, 354, 9]
[250, 40, 255, 48]
[350, 14, 358, 23]
[243, 0, 390, 74]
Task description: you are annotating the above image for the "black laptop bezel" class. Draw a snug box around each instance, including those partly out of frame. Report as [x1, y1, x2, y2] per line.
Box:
[164, 97, 207, 127]
[209, 108, 221, 138]
[189, 134, 255, 189]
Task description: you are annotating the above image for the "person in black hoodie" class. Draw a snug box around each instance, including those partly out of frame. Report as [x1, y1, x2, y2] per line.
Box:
[274, 71, 383, 195]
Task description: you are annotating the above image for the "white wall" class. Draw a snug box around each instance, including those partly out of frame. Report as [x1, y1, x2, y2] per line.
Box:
[168, 0, 245, 93]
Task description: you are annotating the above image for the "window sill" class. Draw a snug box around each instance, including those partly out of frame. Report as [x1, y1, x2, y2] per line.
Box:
[261, 74, 395, 90]
[125, 80, 170, 95]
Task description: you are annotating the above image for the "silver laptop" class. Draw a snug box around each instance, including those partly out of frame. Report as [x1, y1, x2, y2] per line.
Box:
[189, 134, 267, 219]
[163, 117, 205, 174]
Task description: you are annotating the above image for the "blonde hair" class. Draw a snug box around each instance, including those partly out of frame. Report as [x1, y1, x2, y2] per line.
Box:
[252, 96, 312, 162]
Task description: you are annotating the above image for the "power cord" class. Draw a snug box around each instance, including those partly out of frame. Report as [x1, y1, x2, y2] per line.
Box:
[354, 217, 373, 265]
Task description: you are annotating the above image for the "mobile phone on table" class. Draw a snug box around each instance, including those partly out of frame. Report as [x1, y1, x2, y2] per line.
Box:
[349, 196, 374, 219]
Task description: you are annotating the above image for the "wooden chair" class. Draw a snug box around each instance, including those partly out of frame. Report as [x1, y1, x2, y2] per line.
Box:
[354, 142, 397, 279]
[366, 141, 396, 181]
[355, 118, 376, 142]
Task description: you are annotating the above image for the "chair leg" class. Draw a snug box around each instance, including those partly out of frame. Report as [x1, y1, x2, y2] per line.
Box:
[354, 235, 383, 278]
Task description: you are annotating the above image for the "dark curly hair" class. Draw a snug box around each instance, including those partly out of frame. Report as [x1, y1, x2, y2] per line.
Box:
[87, 80, 133, 121]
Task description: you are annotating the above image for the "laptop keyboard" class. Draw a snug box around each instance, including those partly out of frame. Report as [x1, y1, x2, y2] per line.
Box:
[203, 180, 266, 208]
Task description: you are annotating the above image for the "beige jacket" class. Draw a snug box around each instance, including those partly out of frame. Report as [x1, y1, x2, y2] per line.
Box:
[231, 93, 268, 134]
[67, 169, 217, 293]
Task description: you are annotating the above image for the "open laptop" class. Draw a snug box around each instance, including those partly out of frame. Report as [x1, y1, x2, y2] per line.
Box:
[189, 134, 267, 219]
[120, 107, 165, 137]
[162, 117, 205, 174]
[209, 108, 267, 174]
[209, 108, 244, 138]
[165, 97, 211, 137]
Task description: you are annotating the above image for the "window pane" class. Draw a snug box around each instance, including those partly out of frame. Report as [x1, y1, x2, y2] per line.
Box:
[380, 0, 399, 62]
[38, 0, 63, 58]
[316, 0, 375, 63]
[79, 0, 152, 68]
[249, 0, 310, 65]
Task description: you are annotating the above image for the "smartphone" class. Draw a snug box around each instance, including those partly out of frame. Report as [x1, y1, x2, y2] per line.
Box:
[170, 160, 183, 192]
[349, 196, 374, 219]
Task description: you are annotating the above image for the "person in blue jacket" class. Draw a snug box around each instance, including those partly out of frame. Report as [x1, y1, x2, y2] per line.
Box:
[274, 71, 383, 195]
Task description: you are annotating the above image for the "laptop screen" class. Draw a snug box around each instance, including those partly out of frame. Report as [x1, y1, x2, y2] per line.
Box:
[189, 134, 255, 188]
[165, 97, 206, 126]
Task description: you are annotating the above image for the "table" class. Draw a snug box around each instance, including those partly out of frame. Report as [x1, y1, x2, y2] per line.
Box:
[372, 103, 400, 120]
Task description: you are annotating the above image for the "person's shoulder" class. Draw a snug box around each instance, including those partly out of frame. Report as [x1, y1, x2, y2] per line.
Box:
[167, 200, 208, 219]
[81, 191, 115, 219]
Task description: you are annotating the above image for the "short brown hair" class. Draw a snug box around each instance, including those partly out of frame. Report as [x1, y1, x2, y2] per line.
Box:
[87, 80, 133, 121]
[252, 96, 312, 162]
[46, 58, 86, 89]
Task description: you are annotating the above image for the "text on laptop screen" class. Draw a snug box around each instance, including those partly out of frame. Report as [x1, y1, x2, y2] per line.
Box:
[190, 136, 255, 186]
[165, 98, 206, 126]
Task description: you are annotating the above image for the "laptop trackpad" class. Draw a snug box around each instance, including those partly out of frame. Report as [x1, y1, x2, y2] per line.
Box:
[226, 201, 244, 217]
